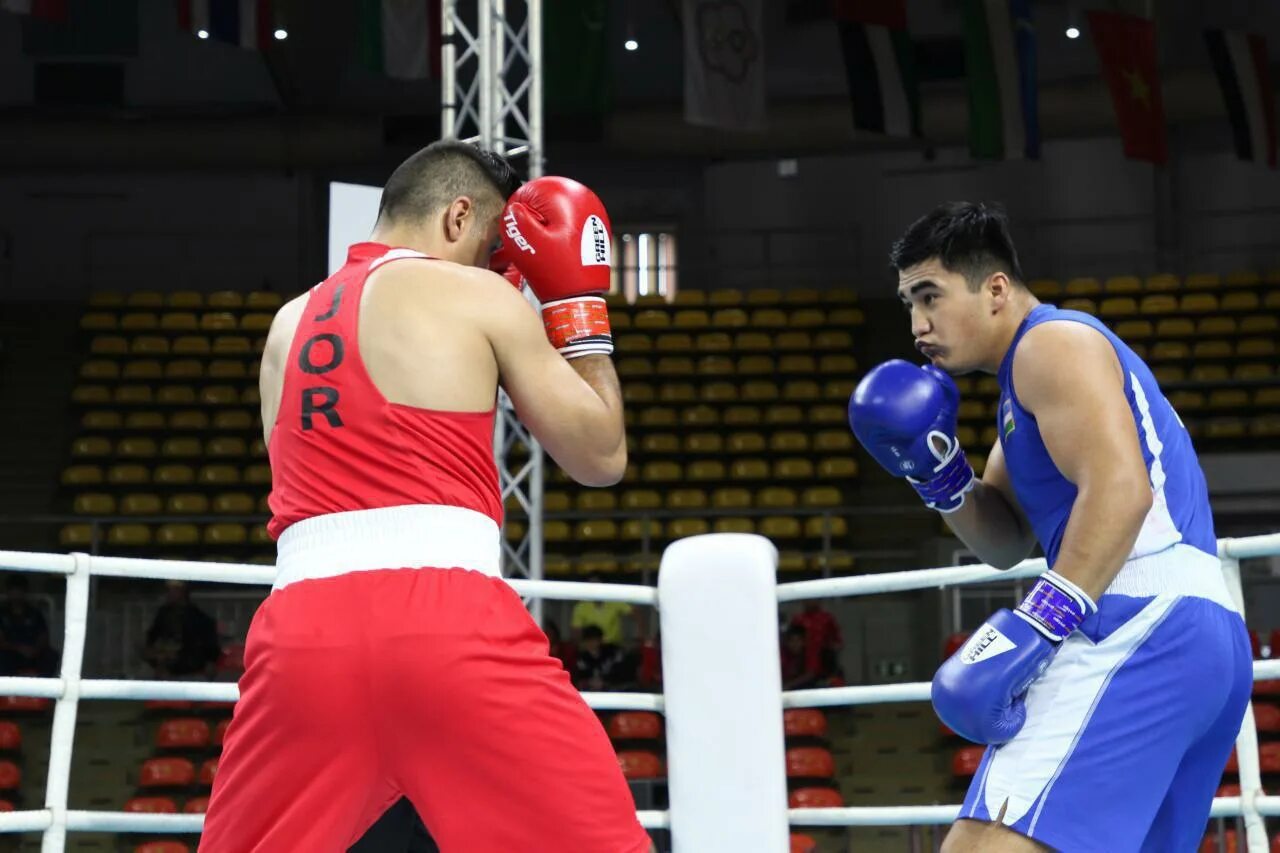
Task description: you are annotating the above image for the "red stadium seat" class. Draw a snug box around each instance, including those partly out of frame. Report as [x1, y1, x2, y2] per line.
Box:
[145, 700, 194, 712]
[213, 718, 231, 747]
[157, 718, 211, 750]
[788, 787, 843, 808]
[607, 712, 663, 742]
[1256, 680, 1280, 697]
[0, 761, 20, 791]
[786, 747, 835, 779]
[1260, 742, 1280, 773]
[135, 843, 190, 853]
[1217, 783, 1241, 797]
[616, 750, 663, 780]
[0, 722, 20, 751]
[1251, 631, 1262, 659]
[1202, 829, 1239, 853]
[1255, 704, 1280, 733]
[790, 833, 818, 853]
[0, 800, 12, 812]
[1272, 831, 1280, 853]
[783, 709, 828, 739]
[139, 757, 195, 789]
[939, 720, 956, 738]
[1271, 629, 1280, 658]
[1225, 749, 1239, 774]
[198, 757, 219, 787]
[0, 695, 50, 713]
[184, 796, 210, 814]
[951, 746, 985, 778]
[943, 632, 971, 659]
[124, 797, 178, 813]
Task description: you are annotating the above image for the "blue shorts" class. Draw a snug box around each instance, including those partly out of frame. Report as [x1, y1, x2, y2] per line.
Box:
[959, 545, 1252, 852]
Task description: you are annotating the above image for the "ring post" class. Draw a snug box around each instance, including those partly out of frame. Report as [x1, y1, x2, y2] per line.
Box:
[658, 533, 789, 852]
[42, 553, 91, 853]
[1220, 556, 1268, 853]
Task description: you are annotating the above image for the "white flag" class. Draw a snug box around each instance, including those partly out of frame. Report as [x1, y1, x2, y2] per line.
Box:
[683, 0, 765, 131]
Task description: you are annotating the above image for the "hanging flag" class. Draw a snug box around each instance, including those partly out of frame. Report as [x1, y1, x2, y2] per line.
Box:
[177, 0, 273, 50]
[1204, 29, 1276, 168]
[358, 0, 441, 81]
[963, 0, 1039, 159]
[683, 0, 765, 131]
[833, 0, 921, 138]
[1088, 10, 1166, 165]
[0, 0, 67, 20]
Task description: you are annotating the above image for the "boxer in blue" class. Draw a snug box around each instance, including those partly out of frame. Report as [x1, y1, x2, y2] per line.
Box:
[849, 202, 1252, 852]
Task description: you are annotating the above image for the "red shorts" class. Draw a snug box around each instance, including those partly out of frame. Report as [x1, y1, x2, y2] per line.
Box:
[199, 567, 651, 853]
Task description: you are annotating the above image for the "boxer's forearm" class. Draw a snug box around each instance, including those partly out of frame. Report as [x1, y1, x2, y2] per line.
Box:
[1048, 480, 1152, 601]
[567, 354, 626, 480]
[942, 481, 1038, 571]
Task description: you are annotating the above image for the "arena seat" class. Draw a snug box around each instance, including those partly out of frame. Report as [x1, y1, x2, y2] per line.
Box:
[784, 708, 828, 738]
[786, 746, 835, 779]
[156, 386, 197, 406]
[621, 490, 662, 510]
[672, 290, 706, 306]
[1099, 297, 1137, 318]
[139, 757, 195, 789]
[760, 517, 802, 540]
[1241, 315, 1279, 335]
[134, 843, 190, 853]
[666, 489, 707, 510]
[668, 518, 710, 538]
[607, 711, 663, 742]
[951, 746, 984, 778]
[575, 520, 618, 542]
[774, 331, 811, 351]
[1194, 340, 1234, 361]
[616, 750, 663, 779]
[124, 796, 178, 813]
[107, 523, 152, 548]
[699, 381, 736, 403]
[943, 632, 971, 659]
[1185, 273, 1222, 291]
[819, 353, 857, 374]
[713, 517, 754, 534]
[1254, 704, 1280, 733]
[1261, 741, 1280, 773]
[712, 488, 752, 509]
[684, 432, 723, 453]
[788, 786, 843, 808]
[817, 458, 857, 479]
[155, 524, 199, 547]
[1028, 279, 1061, 298]
[120, 312, 159, 331]
[1065, 277, 1101, 296]
[184, 796, 211, 813]
[198, 757, 219, 787]
[1060, 298, 1095, 314]
[620, 519, 663, 541]
[1104, 275, 1142, 294]
[1140, 294, 1178, 314]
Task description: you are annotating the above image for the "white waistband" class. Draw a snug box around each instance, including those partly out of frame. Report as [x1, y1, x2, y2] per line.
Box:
[1102, 543, 1236, 610]
[273, 505, 502, 591]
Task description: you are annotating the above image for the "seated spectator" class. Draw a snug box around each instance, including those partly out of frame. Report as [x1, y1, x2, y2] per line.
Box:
[142, 580, 222, 678]
[573, 625, 630, 691]
[790, 600, 842, 681]
[0, 575, 58, 676]
[543, 619, 576, 673]
[570, 574, 636, 646]
[780, 625, 820, 690]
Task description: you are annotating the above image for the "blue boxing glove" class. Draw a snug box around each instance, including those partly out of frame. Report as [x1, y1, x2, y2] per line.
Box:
[932, 571, 1097, 745]
[848, 359, 976, 512]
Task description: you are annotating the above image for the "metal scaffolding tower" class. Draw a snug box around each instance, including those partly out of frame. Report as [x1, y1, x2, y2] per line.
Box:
[441, 0, 546, 621]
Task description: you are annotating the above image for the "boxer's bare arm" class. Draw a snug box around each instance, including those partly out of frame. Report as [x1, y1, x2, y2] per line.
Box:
[477, 273, 627, 487]
[942, 441, 1037, 570]
[259, 294, 309, 443]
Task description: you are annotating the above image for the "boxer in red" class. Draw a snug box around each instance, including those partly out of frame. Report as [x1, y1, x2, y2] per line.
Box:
[199, 141, 651, 853]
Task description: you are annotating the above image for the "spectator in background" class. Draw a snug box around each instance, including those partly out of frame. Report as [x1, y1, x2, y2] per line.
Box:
[790, 600, 842, 682]
[573, 625, 629, 691]
[544, 619, 577, 674]
[780, 625, 820, 690]
[142, 580, 222, 678]
[571, 574, 637, 646]
[0, 575, 58, 676]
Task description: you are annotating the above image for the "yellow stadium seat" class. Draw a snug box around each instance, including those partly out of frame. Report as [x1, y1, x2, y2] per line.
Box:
[1234, 363, 1274, 382]
[772, 331, 810, 351]
[805, 516, 847, 539]
[770, 432, 809, 453]
[198, 465, 240, 486]
[161, 359, 202, 380]
[1250, 415, 1280, 438]
[699, 382, 737, 403]
[157, 386, 198, 406]
[811, 405, 846, 425]
[741, 381, 779, 402]
[240, 313, 272, 332]
[125, 291, 164, 308]
[208, 360, 247, 380]
[107, 524, 152, 548]
[543, 554, 571, 577]
[958, 400, 986, 421]
[200, 312, 238, 332]
[542, 521, 570, 543]
[817, 457, 858, 479]
[1152, 365, 1184, 385]
[73, 493, 116, 515]
[80, 312, 117, 332]
[759, 517, 801, 540]
[746, 289, 782, 305]
[1065, 277, 1102, 296]
[59, 525, 94, 548]
[773, 458, 814, 480]
[784, 288, 821, 304]
[687, 460, 726, 481]
[672, 310, 710, 329]
[81, 411, 122, 430]
[712, 488, 752, 509]
[243, 463, 271, 484]
[1266, 291, 1280, 310]
[576, 554, 619, 575]
[616, 333, 652, 354]
[204, 523, 247, 545]
[89, 335, 129, 356]
[88, 291, 124, 307]
[655, 356, 694, 377]
[1113, 320, 1153, 341]
[722, 406, 762, 426]
[777, 552, 806, 572]
[668, 518, 710, 538]
[727, 432, 766, 454]
[1208, 390, 1249, 410]
[213, 410, 253, 431]
[748, 308, 786, 327]
[71, 437, 111, 458]
[638, 408, 677, 428]
[801, 486, 842, 507]
[204, 291, 243, 309]
[249, 524, 271, 546]
[672, 290, 707, 306]
[167, 494, 210, 514]
[623, 384, 655, 404]
[154, 464, 195, 486]
[1205, 418, 1245, 439]
[1184, 273, 1221, 290]
[1099, 297, 1137, 318]
[121, 360, 162, 381]
[207, 437, 247, 458]
[1240, 315, 1279, 335]
[666, 489, 707, 509]
[1150, 341, 1190, 362]
[1143, 273, 1179, 292]
[129, 413, 169, 431]
[713, 518, 755, 534]
[619, 519, 662, 541]
[1195, 316, 1237, 337]
[634, 310, 670, 330]
[641, 433, 680, 454]
[610, 313, 631, 330]
[634, 294, 667, 308]
[247, 291, 282, 310]
[728, 331, 769, 352]
[828, 308, 864, 326]
[156, 524, 200, 547]
[1225, 270, 1261, 288]
[1028, 280, 1061, 299]
[659, 383, 697, 403]
[616, 358, 652, 379]
[656, 333, 695, 353]
[542, 491, 570, 511]
[1104, 276, 1142, 294]
[711, 308, 748, 327]
[684, 432, 723, 453]
[736, 355, 773, 375]
[681, 405, 719, 427]
[1190, 365, 1230, 383]
[823, 379, 855, 400]
[642, 461, 682, 483]
[757, 487, 797, 508]
[117, 438, 157, 459]
[106, 464, 149, 486]
[1140, 294, 1178, 314]
[213, 336, 252, 356]
[241, 387, 261, 406]
[813, 431, 853, 453]
[1154, 318, 1194, 339]
[730, 459, 769, 480]
[1179, 293, 1218, 313]
[169, 410, 209, 430]
[782, 381, 821, 402]
[697, 355, 735, 376]
[79, 360, 119, 381]
[1060, 298, 1096, 314]
[166, 291, 203, 309]
[764, 405, 803, 426]
[1238, 338, 1277, 358]
[621, 490, 662, 510]
[956, 426, 979, 447]
[129, 336, 168, 356]
[1221, 291, 1261, 312]
[171, 336, 209, 356]
[818, 354, 857, 374]
[1167, 391, 1204, 413]
[575, 520, 618, 542]
[200, 386, 239, 406]
[1192, 340, 1232, 360]
[71, 385, 111, 405]
[160, 312, 198, 332]
[789, 309, 825, 328]
[120, 312, 159, 331]
[778, 354, 816, 374]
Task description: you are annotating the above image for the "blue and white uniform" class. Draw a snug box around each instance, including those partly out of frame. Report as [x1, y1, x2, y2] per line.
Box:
[959, 304, 1252, 852]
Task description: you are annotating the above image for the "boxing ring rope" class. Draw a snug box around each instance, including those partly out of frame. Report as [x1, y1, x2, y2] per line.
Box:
[0, 534, 1274, 851]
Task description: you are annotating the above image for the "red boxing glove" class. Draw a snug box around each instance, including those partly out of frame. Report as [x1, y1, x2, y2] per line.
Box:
[488, 255, 525, 291]
[493, 176, 614, 359]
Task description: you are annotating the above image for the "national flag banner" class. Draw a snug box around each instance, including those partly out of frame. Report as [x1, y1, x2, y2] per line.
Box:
[358, 0, 441, 81]
[177, 0, 273, 50]
[1088, 10, 1167, 165]
[0, 0, 67, 21]
[963, 0, 1039, 159]
[683, 0, 765, 131]
[833, 0, 921, 138]
[1204, 29, 1277, 168]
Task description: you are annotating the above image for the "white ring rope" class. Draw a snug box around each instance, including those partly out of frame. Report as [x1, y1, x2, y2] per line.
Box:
[0, 535, 1272, 850]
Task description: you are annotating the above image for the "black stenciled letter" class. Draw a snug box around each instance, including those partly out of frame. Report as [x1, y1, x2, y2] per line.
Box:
[298, 333, 344, 375]
[301, 387, 343, 430]
[313, 284, 343, 322]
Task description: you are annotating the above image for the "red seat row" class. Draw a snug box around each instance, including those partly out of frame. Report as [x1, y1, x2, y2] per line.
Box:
[125, 796, 209, 814]
[139, 756, 218, 789]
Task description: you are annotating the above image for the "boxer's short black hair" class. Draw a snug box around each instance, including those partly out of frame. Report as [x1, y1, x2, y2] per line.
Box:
[581, 625, 604, 642]
[377, 140, 522, 225]
[889, 202, 1026, 291]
